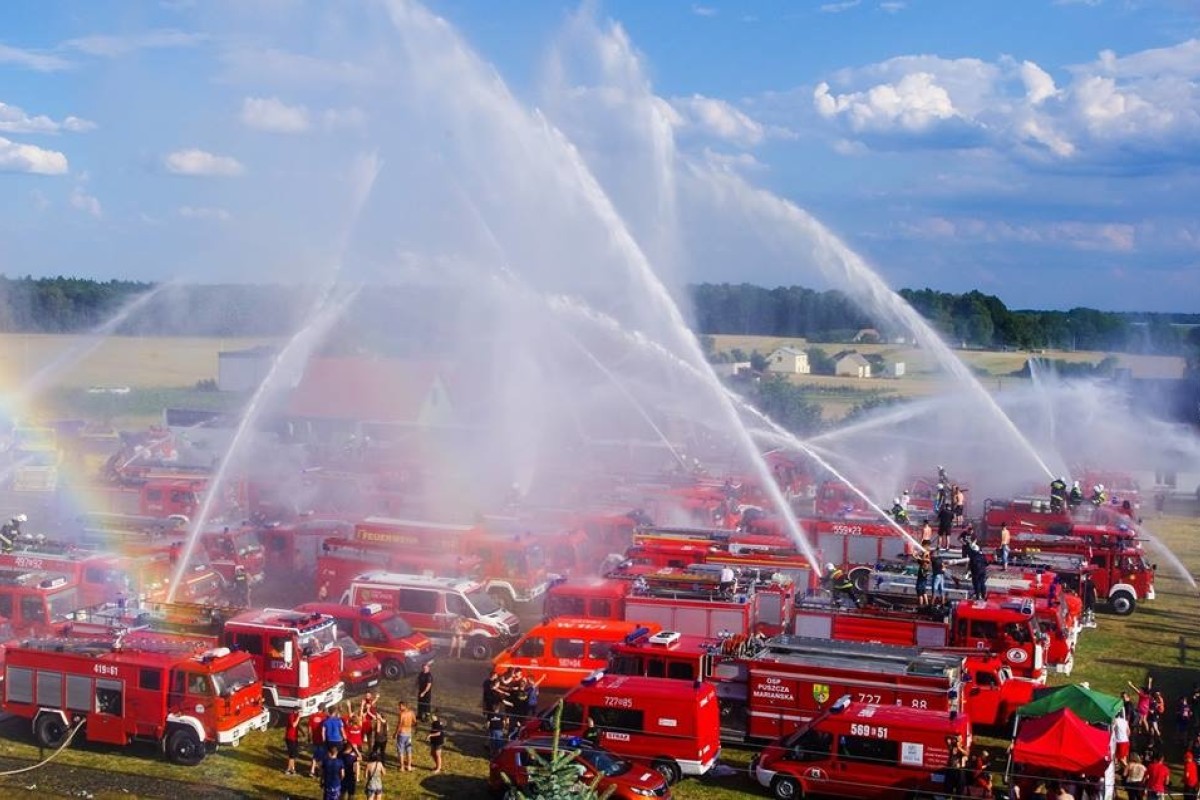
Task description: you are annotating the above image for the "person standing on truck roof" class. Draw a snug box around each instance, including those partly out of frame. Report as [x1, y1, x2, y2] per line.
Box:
[1069, 480, 1085, 509]
[915, 550, 930, 607]
[416, 663, 433, 722]
[233, 564, 250, 606]
[953, 485, 966, 526]
[1050, 477, 1068, 512]
[824, 563, 860, 609]
[937, 502, 954, 551]
[931, 551, 947, 606]
[998, 524, 1011, 570]
[890, 498, 909, 525]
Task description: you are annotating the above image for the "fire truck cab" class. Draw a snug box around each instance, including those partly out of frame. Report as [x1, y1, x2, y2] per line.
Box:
[3, 634, 269, 765]
[0, 570, 80, 633]
[525, 673, 722, 785]
[753, 698, 972, 800]
[220, 608, 344, 720]
[544, 577, 631, 621]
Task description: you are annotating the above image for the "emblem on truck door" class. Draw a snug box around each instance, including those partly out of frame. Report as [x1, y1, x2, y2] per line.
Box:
[812, 683, 830, 704]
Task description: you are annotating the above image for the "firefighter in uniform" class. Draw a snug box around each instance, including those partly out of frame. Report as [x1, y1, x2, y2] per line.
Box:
[1090, 484, 1108, 507]
[0, 514, 26, 553]
[890, 497, 909, 525]
[233, 565, 250, 606]
[1068, 480, 1084, 508]
[1049, 477, 1068, 512]
[824, 563, 860, 608]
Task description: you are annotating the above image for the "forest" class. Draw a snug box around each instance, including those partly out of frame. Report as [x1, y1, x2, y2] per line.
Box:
[2, 276, 1198, 358]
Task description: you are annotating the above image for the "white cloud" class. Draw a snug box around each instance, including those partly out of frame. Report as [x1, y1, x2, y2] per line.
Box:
[69, 186, 102, 218]
[0, 102, 95, 134]
[691, 5, 717, 16]
[63, 29, 206, 57]
[0, 43, 71, 72]
[809, 40, 1200, 166]
[218, 47, 370, 87]
[879, 1, 907, 12]
[820, 0, 861, 12]
[670, 94, 766, 146]
[702, 148, 765, 173]
[814, 72, 960, 133]
[240, 96, 310, 133]
[163, 148, 245, 176]
[178, 205, 231, 221]
[899, 216, 1136, 252]
[0, 136, 68, 174]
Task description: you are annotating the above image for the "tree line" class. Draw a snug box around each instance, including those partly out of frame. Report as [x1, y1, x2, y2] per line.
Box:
[691, 282, 1200, 355]
[2, 276, 1197, 358]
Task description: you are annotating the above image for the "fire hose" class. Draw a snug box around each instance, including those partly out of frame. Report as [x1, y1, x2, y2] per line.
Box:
[0, 717, 87, 775]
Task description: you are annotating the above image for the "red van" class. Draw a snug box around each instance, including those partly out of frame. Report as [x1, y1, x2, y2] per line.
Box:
[753, 697, 972, 800]
[295, 602, 435, 680]
[523, 674, 721, 785]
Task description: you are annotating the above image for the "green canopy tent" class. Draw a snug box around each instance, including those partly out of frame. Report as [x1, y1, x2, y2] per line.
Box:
[1017, 684, 1123, 726]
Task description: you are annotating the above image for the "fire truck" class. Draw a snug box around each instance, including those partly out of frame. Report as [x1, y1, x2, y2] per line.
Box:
[79, 518, 266, 587]
[0, 569, 81, 633]
[793, 596, 1049, 681]
[616, 563, 795, 637]
[981, 499, 1156, 615]
[2, 633, 269, 764]
[259, 519, 351, 575]
[65, 601, 345, 721]
[315, 536, 483, 600]
[0, 541, 223, 607]
[607, 630, 1035, 739]
[91, 477, 206, 521]
[348, 517, 552, 608]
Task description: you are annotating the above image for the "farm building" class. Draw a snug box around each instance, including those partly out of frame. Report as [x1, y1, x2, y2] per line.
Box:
[767, 347, 810, 375]
[833, 351, 872, 378]
[217, 345, 278, 392]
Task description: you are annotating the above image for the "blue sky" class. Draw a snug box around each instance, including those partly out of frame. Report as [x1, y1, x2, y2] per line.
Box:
[2, 1, 1199, 313]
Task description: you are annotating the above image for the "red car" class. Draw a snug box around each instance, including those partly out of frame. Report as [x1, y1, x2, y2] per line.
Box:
[338, 635, 381, 695]
[490, 736, 671, 799]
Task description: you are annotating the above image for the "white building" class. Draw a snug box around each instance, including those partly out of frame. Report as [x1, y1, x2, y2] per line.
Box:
[217, 346, 278, 392]
[833, 351, 872, 378]
[767, 347, 811, 375]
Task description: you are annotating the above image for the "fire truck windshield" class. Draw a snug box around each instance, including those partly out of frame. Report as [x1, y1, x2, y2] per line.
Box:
[466, 590, 500, 616]
[46, 588, 79, 621]
[230, 531, 260, 556]
[211, 659, 258, 697]
[299, 620, 338, 654]
[379, 614, 414, 639]
[185, 571, 222, 600]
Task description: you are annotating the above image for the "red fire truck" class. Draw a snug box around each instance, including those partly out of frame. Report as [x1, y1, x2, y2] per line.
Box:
[348, 517, 552, 608]
[91, 477, 206, 521]
[259, 519, 351, 575]
[65, 601, 345, 721]
[0, 569, 81, 633]
[609, 630, 1036, 739]
[793, 597, 1048, 681]
[2, 633, 269, 764]
[315, 537, 483, 600]
[80, 518, 266, 587]
[981, 499, 1156, 615]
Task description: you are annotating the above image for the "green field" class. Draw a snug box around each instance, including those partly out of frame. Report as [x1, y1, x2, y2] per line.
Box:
[0, 513, 1195, 799]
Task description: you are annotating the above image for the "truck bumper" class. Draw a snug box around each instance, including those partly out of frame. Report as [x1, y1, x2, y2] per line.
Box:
[344, 675, 381, 695]
[679, 745, 721, 777]
[754, 763, 777, 789]
[279, 682, 346, 717]
[218, 709, 271, 746]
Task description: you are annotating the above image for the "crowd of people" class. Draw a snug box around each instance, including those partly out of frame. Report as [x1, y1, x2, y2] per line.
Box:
[483, 666, 545, 755]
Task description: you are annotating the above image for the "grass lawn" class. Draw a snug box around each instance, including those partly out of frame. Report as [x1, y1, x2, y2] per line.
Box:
[0, 512, 1196, 799]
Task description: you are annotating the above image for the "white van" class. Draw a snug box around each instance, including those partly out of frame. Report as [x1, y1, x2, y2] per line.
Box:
[344, 571, 520, 659]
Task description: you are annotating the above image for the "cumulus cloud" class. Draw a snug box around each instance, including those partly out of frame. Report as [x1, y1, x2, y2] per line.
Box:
[808, 40, 1200, 167]
[178, 205, 231, 221]
[0, 101, 95, 134]
[691, 5, 717, 16]
[820, 0, 861, 12]
[670, 94, 766, 146]
[879, 1, 907, 12]
[240, 96, 310, 133]
[69, 186, 102, 217]
[63, 29, 206, 57]
[218, 47, 370, 87]
[163, 148, 244, 176]
[0, 136, 68, 174]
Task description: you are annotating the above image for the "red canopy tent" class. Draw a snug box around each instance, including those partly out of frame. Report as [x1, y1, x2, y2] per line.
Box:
[1012, 708, 1112, 774]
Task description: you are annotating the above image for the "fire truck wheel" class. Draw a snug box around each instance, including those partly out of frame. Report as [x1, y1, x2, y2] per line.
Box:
[467, 636, 493, 661]
[382, 659, 405, 680]
[771, 776, 802, 800]
[166, 727, 206, 766]
[34, 713, 69, 749]
[1109, 591, 1136, 616]
[652, 759, 681, 785]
